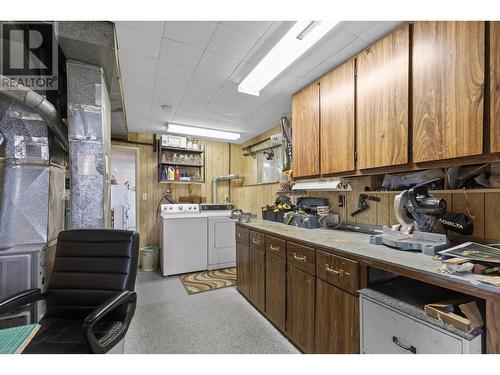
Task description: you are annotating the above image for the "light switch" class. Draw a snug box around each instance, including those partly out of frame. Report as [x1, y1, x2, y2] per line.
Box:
[142, 193, 147, 201]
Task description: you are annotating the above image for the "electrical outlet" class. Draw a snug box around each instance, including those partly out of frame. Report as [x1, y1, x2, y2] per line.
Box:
[142, 193, 147, 201]
[338, 195, 345, 207]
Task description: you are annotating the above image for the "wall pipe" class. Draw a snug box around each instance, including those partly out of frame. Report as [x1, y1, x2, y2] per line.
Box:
[0, 74, 69, 151]
[212, 174, 241, 204]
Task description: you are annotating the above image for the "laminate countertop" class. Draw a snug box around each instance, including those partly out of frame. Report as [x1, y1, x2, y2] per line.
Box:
[239, 220, 500, 296]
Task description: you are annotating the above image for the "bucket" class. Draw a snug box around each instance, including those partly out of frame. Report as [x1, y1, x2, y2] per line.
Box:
[140, 246, 159, 271]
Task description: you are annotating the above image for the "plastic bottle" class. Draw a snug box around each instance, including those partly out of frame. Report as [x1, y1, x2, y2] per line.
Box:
[174, 166, 180, 181]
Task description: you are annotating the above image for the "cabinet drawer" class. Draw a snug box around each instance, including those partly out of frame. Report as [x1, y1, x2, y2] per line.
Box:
[316, 250, 358, 293]
[266, 235, 286, 258]
[236, 226, 249, 245]
[361, 297, 472, 354]
[287, 242, 316, 276]
[250, 231, 265, 252]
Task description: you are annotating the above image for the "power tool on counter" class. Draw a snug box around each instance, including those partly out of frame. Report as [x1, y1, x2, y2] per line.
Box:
[370, 184, 474, 256]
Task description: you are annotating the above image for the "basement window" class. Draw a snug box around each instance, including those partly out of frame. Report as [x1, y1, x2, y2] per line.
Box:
[257, 146, 283, 184]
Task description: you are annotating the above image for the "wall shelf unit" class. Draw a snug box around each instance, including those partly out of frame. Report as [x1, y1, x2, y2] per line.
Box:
[157, 141, 205, 184]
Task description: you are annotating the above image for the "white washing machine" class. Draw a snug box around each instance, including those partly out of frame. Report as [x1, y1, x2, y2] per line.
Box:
[200, 204, 236, 270]
[160, 204, 207, 276]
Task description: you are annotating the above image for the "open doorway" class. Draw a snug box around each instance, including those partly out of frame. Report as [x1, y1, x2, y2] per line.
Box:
[110, 146, 139, 231]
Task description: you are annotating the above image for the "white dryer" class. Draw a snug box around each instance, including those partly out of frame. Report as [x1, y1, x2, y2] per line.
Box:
[200, 204, 236, 270]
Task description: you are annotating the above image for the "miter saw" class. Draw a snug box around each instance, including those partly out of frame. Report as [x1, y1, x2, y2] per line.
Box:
[370, 184, 474, 256]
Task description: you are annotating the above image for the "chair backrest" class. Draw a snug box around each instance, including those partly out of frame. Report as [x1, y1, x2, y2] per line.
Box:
[46, 229, 139, 316]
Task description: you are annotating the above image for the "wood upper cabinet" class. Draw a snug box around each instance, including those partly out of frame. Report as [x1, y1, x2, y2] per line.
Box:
[320, 59, 355, 174]
[265, 253, 286, 332]
[292, 82, 320, 178]
[356, 24, 409, 169]
[413, 21, 485, 162]
[286, 265, 315, 353]
[315, 279, 359, 354]
[491, 21, 500, 153]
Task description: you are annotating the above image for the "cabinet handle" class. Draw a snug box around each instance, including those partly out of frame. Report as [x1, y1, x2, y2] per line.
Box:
[293, 253, 307, 262]
[325, 264, 339, 274]
[392, 336, 416, 354]
[269, 244, 280, 252]
[238, 233, 244, 238]
[252, 238, 261, 245]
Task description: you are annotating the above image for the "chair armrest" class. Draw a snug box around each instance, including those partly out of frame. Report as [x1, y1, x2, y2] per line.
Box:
[83, 291, 137, 354]
[0, 288, 44, 315]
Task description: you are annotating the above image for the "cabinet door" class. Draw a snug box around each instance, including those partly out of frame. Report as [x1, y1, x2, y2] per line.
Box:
[315, 279, 359, 354]
[413, 21, 484, 162]
[292, 83, 320, 178]
[320, 59, 355, 174]
[236, 242, 250, 299]
[286, 265, 315, 353]
[356, 24, 409, 169]
[491, 21, 500, 153]
[249, 248, 265, 312]
[265, 254, 286, 332]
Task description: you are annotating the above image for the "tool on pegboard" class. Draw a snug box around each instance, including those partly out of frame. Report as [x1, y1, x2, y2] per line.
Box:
[351, 194, 381, 217]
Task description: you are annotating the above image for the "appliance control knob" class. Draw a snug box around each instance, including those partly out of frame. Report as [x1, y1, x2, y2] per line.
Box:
[168, 206, 173, 210]
[178, 205, 183, 211]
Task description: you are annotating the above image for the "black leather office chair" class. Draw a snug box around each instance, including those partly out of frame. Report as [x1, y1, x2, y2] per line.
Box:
[0, 229, 140, 354]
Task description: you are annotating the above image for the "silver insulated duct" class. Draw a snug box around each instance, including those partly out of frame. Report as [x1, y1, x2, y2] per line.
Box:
[212, 174, 241, 204]
[0, 78, 67, 248]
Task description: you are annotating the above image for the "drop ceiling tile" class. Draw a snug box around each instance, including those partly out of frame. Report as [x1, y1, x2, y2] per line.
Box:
[327, 38, 370, 66]
[222, 21, 272, 38]
[229, 38, 275, 82]
[198, 110, 222, 121]
[189, 69, 227, 90]
[116, 24, 162, 59]
[155, 78, 188, 95]
[207, 24, 259, 60]
[179, 97, 210, 111]
[261, 21, 295, 42]
[120, 73, 156, 92]
[157, 60, 196, 84]
[122, 82, 154, 101]
[159, 38, 204, 71]
[116, 21, 165, 36]
[211, 91, 242, 107]
[152, 89, 183, 107]
[307, 28, 356, 60]
[119, 50, 158, 76]
[163, 21, 218, 49]
[204, 101, 233, 114]
[284, 53, 325, 78]
[175, 105, 203, 118]
[184, 84, 217, 101]
[358, 21, 405, 44]
[268, 73, 300, 92]
[150, 102, 175, 122]
[338, 21, 379, 37]
[197, 50, 241, 79]
[172, 113, 200, 124]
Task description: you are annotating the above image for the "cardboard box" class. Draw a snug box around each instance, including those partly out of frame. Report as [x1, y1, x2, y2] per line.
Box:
[424, 300, 484, 332]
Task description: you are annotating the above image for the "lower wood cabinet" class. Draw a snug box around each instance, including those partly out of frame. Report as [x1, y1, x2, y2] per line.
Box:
[286, 265, 316, 353]
[236, 242, 250, 299]
[249, 246, 265, 312]
[265, 254, 286, 332]
[315, 279, 360, 354]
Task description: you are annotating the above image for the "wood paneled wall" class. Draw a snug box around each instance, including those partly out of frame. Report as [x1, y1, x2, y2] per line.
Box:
[230, 126, 281, 215]
[112, 133, 230, 247]
[307, 177, 500, 243]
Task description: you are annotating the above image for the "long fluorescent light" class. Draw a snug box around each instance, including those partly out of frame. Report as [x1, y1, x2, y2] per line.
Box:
[238, 21, 339, 96]
[166, 123, 240, 141]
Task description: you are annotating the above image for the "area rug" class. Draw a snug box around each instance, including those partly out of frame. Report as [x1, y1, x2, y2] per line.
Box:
[179, 267, 237, 295]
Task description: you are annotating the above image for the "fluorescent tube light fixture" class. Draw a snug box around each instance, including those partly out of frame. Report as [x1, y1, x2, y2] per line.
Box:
[166, 123, 240, 141]
[238, 21, 339, 96]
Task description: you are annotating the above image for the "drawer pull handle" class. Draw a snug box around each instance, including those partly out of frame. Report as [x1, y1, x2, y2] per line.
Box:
[293, 253, 307, 262]
[238, 233, 244, 238]
[325, 264, 339, 274]
[392, 336, 416, 354]
[269, 244, 280, 252]
[252, 238, 261, 245]
[339, 269, 351, 277]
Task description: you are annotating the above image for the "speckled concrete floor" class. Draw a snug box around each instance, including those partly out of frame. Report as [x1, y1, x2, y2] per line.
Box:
[124, 270, 299, 354]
